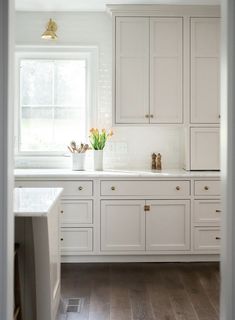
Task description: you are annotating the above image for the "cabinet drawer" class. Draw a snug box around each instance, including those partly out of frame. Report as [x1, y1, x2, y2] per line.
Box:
[60, 228, 93, 253]
[15, 180, 93, 197]
[61, 200, 93, 226]
[194, 200, 221, 225]
[101, 180, 190, 197]
[194, 227, 220, 251]
[194, 180, 220, 196]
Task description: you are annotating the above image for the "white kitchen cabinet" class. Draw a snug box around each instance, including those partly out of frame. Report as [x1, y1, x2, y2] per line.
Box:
[61, 200, 93, 226]
[150, 18, 183, 123]
[101, 200, 145, 251]
[194, 199, 221, 225]
[146, 200, 190, 251]
[194, 227, 220, 252]
[190, 18, 220, 124]
[61, 228, 93, 254]
[115, 16, 183, 124]
[191, 127, 220, 170]
[115, 17, 149, 124]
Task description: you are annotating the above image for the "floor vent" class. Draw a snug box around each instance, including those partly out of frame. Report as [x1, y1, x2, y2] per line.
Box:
[65, 298, 82, 314]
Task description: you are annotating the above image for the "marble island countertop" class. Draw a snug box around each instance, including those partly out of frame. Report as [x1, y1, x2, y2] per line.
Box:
[14, 168, 220, 179]
[14, 187, 63, 217]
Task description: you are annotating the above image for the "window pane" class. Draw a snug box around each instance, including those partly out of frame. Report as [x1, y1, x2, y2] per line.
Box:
[21, 60, 53, 106]
[54, 60, 86, 107]
[19, 59, 87, 153]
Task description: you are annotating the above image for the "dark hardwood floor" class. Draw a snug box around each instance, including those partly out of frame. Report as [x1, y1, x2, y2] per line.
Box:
[57, 262, 220, 320]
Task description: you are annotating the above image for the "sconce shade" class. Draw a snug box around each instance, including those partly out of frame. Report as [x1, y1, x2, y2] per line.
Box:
[42, 19, 58, 40]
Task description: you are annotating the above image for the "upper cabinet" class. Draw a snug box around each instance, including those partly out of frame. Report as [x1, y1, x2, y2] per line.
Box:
[190, 18, 220, 124]
[150, 18, 183, 124]
[115, 16, 183, 124]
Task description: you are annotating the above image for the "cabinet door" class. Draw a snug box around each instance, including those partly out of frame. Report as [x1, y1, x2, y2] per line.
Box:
[146, 200, 190, 251]
[115, 17, 149, 124]
[101, 200, 145, 251]
[191, 18, 220, 123]
[191, 127, 220, 170]
[150, 18, 183, 123]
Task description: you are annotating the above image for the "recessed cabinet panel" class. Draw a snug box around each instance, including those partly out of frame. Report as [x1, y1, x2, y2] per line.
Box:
[191, 18, 220, 123]
[194, 200, 221, 225]
[194, 227, 220, 252]
[61, 228, 93, 254]
[146, 200, 190, 251]
[191, 127, 220, 170]
[15, 180, 93, 197]
[101, 180, 190, 197]
[150, 18, 183, 123]
[61, 200, 93, 226]
[101, 200, 145, 251]
[116, 17, 149, 123]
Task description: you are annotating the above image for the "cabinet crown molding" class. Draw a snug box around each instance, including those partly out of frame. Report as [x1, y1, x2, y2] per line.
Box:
[106, 4, 220, 17]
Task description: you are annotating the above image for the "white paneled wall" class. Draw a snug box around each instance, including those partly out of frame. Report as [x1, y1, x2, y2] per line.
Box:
[15, 12, 184, 170]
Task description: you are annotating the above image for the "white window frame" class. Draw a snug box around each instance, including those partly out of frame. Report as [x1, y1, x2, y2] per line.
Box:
[14, 46, 98, 167]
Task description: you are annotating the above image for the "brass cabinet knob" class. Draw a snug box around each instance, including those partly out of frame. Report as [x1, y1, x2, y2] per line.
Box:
[60, 210, 64, 214]
[145, 114, 150, 118]
[176, 186, 180, 191]
[111, 186, 116, 191]
[60, 238, 64, 241]
[204, 186, 209, 191]
[215, 209, 221, 213]
[150, 114, 154, 118]
[215, 237, 221, 240]
[78, 186, 83, 191]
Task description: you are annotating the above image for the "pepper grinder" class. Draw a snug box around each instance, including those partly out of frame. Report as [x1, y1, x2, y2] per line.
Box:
[156, 153, 162, 170]
[151, 153, 157, 170]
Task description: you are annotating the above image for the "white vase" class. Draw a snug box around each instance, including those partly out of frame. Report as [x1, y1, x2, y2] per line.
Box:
[93, 150, 103, 171]
[72, 153, 86, 171]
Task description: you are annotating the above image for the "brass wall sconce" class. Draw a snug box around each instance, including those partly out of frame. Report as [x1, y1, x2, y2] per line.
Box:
[41, 19, 58, 40]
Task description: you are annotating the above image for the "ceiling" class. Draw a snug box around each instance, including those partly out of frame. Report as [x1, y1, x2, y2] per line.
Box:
[15, 0, 220, 12]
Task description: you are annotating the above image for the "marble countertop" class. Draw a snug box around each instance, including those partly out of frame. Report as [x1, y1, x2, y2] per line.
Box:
[14, 187, 63, 217]
[14, 168, 220, 179]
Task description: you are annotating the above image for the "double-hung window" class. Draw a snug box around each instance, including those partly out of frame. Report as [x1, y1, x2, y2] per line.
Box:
[15, 48, 96, 157]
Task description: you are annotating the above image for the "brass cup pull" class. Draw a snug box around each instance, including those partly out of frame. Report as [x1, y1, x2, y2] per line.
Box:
[204, 186, 209, 191]
[78, 186, 83, 191]
[145, 114, 150, 118]
[60, 210, 64, 214]
[215, 237, 221, 240]
[216, 209, 221, 213]
[176, 186, 180, 191]
[60, 238, 64, 241]
[111, 186, 115, 191]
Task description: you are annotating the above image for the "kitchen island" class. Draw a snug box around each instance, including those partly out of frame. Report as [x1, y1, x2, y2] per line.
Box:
[15, 187, 63, 320]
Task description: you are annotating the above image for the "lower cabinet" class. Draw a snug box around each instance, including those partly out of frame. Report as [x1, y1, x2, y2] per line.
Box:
[146, 200, 190, 251]
[101, 199, 190, 252]
[60, 228, 93, 254]
[101, 200, 145, 251]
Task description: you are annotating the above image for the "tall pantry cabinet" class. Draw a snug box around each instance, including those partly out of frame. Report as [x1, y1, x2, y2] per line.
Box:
[108, 5, 220, 170]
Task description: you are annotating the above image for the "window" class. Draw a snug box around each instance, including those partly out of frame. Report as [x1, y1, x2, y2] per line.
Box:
[15, 48, 96, 156]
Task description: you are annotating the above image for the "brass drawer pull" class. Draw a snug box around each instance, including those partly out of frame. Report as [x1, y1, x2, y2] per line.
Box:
[215, 237, 221, 240]
[111, 186, 116, 191]
[215, 209, 221, 213]
[78, 186, 83, 191]
[176, 186, 180, 191]
[204, 186, 209, 191]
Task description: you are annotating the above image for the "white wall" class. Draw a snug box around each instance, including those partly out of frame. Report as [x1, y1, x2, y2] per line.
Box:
[15, 12, 184, 170]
